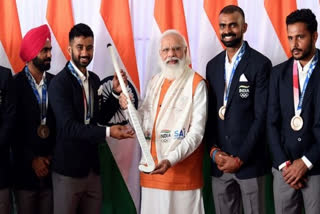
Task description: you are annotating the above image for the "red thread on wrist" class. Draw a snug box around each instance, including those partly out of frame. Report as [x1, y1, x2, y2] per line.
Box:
[286, 161, 291, 167]
[285, 160, 291, 169]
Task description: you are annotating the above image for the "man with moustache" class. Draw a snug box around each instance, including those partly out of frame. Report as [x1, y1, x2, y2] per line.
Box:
[119, 30, 208, 214]
[267, 9, 320, 214]
[0, 66, 15, 214]
[49, 23, 134, 214]
[12, 24, 55, 214]
[206, 5, 271, 214]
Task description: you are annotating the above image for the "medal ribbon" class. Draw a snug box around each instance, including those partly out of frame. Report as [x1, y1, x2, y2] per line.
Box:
[24, 67, 48, 125]
[68, 62, 91, 124]
[223, 42, 246, 106]
[293, 51, 318, 116]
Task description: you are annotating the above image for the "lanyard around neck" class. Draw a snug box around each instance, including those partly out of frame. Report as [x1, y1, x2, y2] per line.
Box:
[223, 42, 246, 106]
[68, 62, 92, 123]
[292, 51, 318, 116]
[24, 67, 48, 125]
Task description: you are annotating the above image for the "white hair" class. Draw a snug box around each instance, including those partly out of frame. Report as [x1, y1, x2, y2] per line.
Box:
[159, 29, 191, 65]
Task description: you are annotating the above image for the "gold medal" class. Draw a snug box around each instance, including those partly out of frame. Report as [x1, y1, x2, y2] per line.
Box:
[290, 115, 303, 131]
[218, 106, 226, 120]
[37, 124, 50, 139]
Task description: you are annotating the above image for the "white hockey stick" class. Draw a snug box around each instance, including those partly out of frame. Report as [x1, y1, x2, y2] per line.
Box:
[107, 44, 155, 173]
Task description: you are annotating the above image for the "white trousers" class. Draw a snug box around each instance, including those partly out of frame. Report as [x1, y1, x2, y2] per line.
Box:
[141, 187, 204, 214]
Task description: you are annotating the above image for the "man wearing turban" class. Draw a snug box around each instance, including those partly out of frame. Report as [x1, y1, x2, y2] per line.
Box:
[12, 24, 55, 214]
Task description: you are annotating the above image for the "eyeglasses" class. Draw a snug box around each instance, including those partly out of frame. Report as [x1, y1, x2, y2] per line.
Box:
[161, 46, 184, 54]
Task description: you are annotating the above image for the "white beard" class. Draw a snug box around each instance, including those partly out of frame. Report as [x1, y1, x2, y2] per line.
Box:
[159, 57, 186, 80]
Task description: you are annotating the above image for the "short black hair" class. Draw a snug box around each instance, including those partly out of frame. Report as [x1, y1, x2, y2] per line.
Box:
[286, 9, 317, 34]
[69, 23, 94, 43]
[220, 5, 245, 21]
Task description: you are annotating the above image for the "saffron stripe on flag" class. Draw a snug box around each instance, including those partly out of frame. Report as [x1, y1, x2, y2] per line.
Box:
[154, 0, 190, 45]
[264, 0, 297, 58]
[100, 0, 140, 91]
[46, 0, 74, 60]
[0, 0, 24, 73]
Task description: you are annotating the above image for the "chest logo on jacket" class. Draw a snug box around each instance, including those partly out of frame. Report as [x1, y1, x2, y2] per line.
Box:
[239, 85, 250, 98]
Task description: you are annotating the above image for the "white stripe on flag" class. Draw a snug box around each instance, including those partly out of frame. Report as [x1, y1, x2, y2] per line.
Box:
[239, 0, 287, 66]
[143, 18, 162, 97]
[196, 5, 224, 77]
[0, 41, 13, 70]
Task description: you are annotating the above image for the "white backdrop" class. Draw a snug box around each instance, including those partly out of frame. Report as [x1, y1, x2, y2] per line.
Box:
[1, 0, 320, 95]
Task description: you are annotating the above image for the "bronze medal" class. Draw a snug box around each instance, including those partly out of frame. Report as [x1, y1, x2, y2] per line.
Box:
[37, 124, 50, 139]
[218, 105, 226, 120]
[290, 115, 303, 131]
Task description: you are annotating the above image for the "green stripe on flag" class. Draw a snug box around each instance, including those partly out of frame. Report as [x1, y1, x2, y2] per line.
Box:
[203, 148, 215, 213]
[99, 142, 137, 214]
[265, 174, 275, 214]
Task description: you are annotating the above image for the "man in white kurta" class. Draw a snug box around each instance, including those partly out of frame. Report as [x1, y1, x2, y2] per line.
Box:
[120, 30, 208, 214]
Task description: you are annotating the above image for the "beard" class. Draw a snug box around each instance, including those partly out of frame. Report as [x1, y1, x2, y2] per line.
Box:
[71, 50, 92, 69]
[32, 56, 51, 72]
[159, 56, 186, 80]
[221, 33, 243, 48]
[291, 41, 313, 61]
